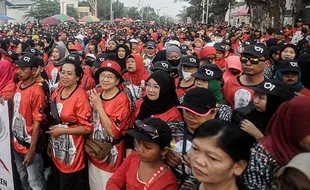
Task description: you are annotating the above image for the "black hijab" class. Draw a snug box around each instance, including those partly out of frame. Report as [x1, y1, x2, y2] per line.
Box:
[298, 53, 310, 89]
[137, 71, 180, 120]
[116, 44, 130, 71]
[105, 39, 118, 54]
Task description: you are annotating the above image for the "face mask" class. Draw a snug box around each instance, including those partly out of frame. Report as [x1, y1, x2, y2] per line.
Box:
[85, 60, 94, 67]
[182, 70, 193, 81]
[168, 59, 180, 67]
[301, 28, 308, 34]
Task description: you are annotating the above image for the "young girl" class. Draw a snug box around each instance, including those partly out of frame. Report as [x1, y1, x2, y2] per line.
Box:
[106, 118, 178, 190]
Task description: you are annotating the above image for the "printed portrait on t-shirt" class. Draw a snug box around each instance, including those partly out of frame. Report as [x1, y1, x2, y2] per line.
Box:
[12, 92, 29, 143]
[91, 106, 113, 143]
[51, 68, 59, 85]
[51, 103, 76, 166]
[234, 89, 251, 109]
[0, 117, 8, 142]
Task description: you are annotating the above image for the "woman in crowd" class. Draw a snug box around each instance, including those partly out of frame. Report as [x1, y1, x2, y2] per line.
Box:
[213, 43, 226, 70]
[106, 118, 178, 190]
[115, 44, 131, 71]
[47, 60, 93, 190]
[166, 46, 182, 75]
[189, 119, 255, 190]
[0, 60, 16, 101]
[135, 70, 182, 122]
[275, 60, 310, 96]
[106, 39, 118, 54]
[88, 39, 99, 56]
[223, 56, 242, 85]
[123, 54, 149, 101]
[280, 44, 299, 60]
[87, 60, 132, 189]
[264, 45, 281, 79]
[243, 96, 310, 189]
[199, 46, 217, 64]
[45, 45, 67, 91]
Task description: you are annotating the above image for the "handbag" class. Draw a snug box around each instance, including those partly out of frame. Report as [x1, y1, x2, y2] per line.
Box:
[85, 138, 113, 160]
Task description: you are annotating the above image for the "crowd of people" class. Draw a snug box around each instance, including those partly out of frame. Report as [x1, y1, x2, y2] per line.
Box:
[0, 20, 310, 190]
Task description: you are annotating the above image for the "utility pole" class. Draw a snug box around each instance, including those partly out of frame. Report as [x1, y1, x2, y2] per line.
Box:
[110, 0, 113, 22]
[202, 0, 205, 23]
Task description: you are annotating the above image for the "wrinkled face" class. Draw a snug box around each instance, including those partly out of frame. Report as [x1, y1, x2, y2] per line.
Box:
[59, 64, 79, 87]
[253, 92, 267, 112]
[281, 47, 296, 60]
[282, 71, 299, 85]
[126, 57, 136, 73]
[189, 137, 246, 185]
[99, 70, 119, 90]
[16, 67, 36, 81]
[194, 79, 209, 89]
[118, 47, 126, 59]
[52, 48, 60, 60]
[216, 51, 224, 60]
[145, 79, 160, 101]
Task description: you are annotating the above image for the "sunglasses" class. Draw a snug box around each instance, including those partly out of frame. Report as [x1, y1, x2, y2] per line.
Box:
[134, 120, 159, 140]
[240, 56, 266, 65]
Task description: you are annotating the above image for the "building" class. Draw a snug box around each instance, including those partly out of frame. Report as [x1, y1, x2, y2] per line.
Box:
[5, 0, 34, 23]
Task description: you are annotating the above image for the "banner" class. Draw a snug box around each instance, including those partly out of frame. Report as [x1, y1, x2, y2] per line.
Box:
[0, 101, 14, 190]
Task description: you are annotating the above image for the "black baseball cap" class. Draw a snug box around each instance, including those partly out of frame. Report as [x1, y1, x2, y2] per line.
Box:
[222, 39, 231, 46]
[275, 29, 284, 35]
[276, 60, 300, 73]
[151, 61, 172, 73]
[145, 41, 156, 49]
[4, 50, 19, 61]
[241, 44, 269, 59]
[126, 118, 172, 147]
[180, 45, 189, 53]
[93, 53, 108, 68]
[192, 64, 223, 81]
[180, 55, 199, 67]
[14, 54, 40, 68]
[22, 47, 38, 56]
[64, 54, 81, 65]
[248, 79, 295, 100]
[213, 43, 226, 52]
[71, 50, 85, 59]
[178, 87, 217, 116]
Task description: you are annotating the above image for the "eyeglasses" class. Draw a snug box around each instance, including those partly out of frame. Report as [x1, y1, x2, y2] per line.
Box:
[59, 71, 75, 77]
[240, 56, 266, 65]
[135, 120, 159, 140]
[145, 82, 160, 90]
[99, 74, 116, 81]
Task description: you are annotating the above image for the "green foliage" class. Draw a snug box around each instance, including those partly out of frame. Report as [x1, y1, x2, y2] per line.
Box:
[24, 0, 79, 20]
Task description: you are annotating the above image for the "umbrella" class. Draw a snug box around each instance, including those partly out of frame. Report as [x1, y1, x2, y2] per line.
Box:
[114, 18, 123, 22]
[0, 15, 14, 20]
[79, 16, 100, 23]
[40, 17, 60, 25]
[126, 18, 134, 23]
[52, 14, 74, 22]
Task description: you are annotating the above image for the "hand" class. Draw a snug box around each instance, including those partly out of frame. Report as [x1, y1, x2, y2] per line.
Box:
[22, 149, 35, 167]
[0, 96, 7, 105]
[165, 149, 182, 167]
[182, 154, 191, 167]
[46, 125, 65, 138]
[47, 142, 52, 157]
[241, 119, 264, 139]
[88, 89, 102, 111]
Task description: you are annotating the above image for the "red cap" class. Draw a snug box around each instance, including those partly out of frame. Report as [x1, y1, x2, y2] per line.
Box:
[69, 44, 83, 51]
[100, 60, 122, 77]
[200, 46, 216, 59]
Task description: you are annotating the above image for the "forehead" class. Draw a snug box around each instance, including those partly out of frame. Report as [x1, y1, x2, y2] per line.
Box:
[101, 70, 115, 75]
[147, 78, 158, 85]
[62, 63, 75, 71]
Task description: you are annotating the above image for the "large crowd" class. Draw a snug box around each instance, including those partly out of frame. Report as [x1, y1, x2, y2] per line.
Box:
[0, 20, 310, 190]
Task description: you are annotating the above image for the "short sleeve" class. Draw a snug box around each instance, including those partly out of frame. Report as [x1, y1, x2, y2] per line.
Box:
[31, 86, 46, 121]
[74, 91, 93, 131]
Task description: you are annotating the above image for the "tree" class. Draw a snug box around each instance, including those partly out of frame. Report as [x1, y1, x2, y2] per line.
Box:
[127, 6, 140, 20]
[97, 0, 126, 20]
[24, 0, 79, 20]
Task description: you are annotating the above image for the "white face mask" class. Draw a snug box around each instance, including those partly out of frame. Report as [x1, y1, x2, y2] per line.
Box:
[182, 71, 193, 81]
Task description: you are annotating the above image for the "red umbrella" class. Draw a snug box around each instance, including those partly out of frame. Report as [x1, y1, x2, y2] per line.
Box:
[114, 18, 123, 22]
[127, 18, 134, 23]
[40, 17, 60, 25]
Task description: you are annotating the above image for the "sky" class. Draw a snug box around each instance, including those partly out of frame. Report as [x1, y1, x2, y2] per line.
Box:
[119, 0, 189, 17]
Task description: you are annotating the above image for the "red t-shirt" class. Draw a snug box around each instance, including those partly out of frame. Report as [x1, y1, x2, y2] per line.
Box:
[174, 78, 195, 99]
[134, 99, 182, 122]
[83, 67, 93, 78]
[79, 74, 96, 91]
[0, 81, 16, 99]
[50, 86, 93, 173]
[299, 87, 310, 96]
[106, 152, 178, 190]
[89, 89, 132, 173]
[222, 76, 255, 109]
[12, 82, 45, 154]
[45, 62, 62, 91]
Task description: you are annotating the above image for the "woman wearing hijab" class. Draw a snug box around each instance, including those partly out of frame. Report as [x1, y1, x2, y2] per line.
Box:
[105, 39, 118, 54]
[45, 45, 67, 92]
[135, 71, 182, 122]
[223, 56, 242, 85]
[243, 96, 310, 190]
[115, 44, 130, 72]
[166, 46, 182, 74]
[280, 44, 299, 60]
[264, 46, 281, 79]
[123, 54, 149, 101]
[0, 60, 16, 101]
